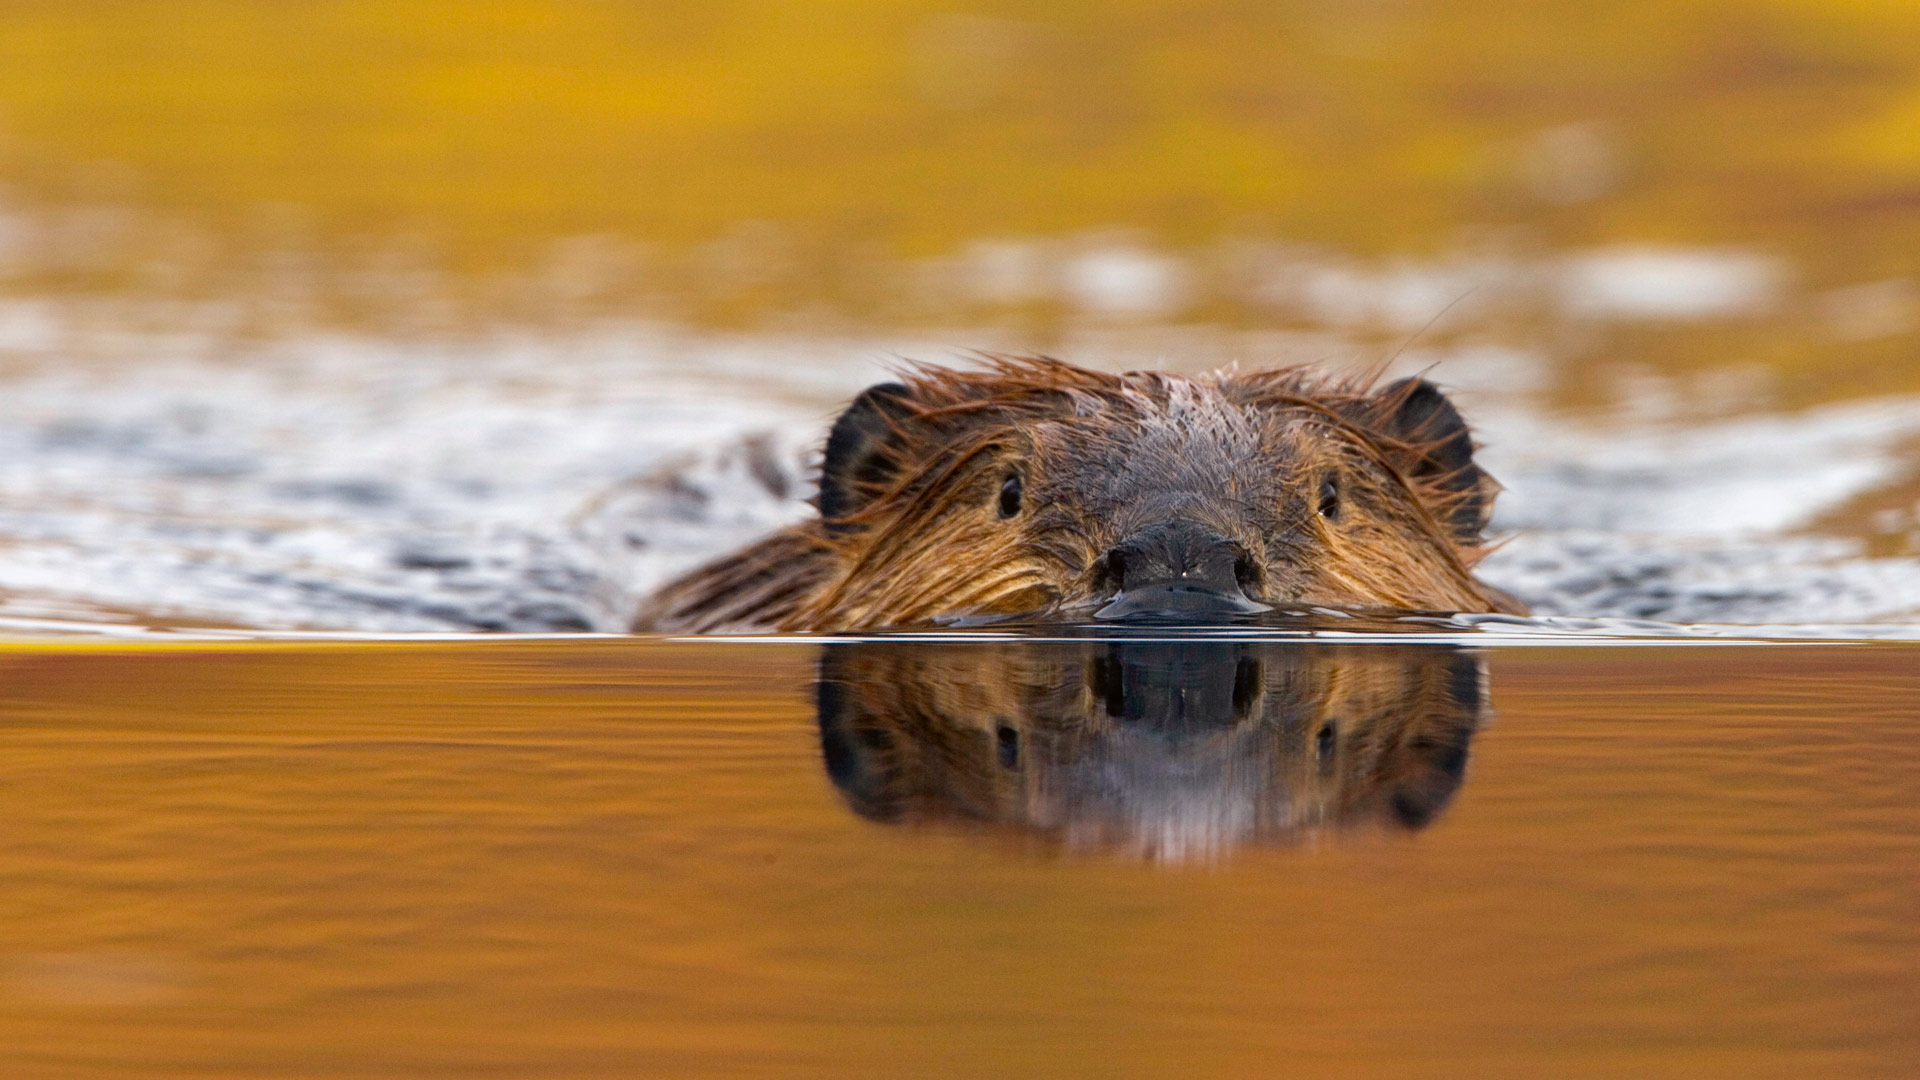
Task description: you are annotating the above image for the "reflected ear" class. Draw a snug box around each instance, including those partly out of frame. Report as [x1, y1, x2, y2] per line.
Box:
[1385, 716, 1474, 829]
[819, 382, 919, 536]
[815, 655, 904, 822]
[1384, 653, 1482, 830]
[1368, 378, 1491, 542]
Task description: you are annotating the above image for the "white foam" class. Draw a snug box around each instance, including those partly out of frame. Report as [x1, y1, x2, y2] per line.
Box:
[1481, 393, 1920, 536]
[0, 319, 866, 630]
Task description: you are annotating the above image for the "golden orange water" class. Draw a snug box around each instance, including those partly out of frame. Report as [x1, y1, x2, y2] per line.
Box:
[5, 1, 1917, 255]
[3, 1, 1920, 402]
[1, 638, 1914, 1077]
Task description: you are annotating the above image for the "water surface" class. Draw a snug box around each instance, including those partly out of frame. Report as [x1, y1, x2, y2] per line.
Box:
[2, 635, 1914, 1077]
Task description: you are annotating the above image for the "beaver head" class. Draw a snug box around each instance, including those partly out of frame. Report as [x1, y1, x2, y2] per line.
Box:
[786, 357, 1513, 629]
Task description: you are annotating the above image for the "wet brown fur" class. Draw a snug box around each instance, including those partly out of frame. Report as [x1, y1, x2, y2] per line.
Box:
[635, 356, 1525, 632]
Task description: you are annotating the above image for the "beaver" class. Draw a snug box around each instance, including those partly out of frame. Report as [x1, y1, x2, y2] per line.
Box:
[634, 356, 1524, 632]
[814, 639, 1487, 856]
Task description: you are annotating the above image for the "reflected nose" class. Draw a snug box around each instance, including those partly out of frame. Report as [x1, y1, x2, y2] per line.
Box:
[1093, 521, 1272, 620]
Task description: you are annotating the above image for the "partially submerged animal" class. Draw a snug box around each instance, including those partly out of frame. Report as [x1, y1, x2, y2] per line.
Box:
[635, 357, 1524, 632]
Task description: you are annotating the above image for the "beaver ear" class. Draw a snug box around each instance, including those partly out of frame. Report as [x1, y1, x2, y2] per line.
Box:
[1368, 378, 1491, 542]
[819, 381, 922, 535]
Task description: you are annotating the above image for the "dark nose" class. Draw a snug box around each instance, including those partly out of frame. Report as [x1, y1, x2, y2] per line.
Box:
[1093, 521, 1272, 620]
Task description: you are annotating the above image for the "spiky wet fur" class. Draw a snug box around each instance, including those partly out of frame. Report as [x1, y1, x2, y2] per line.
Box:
[634, 356, 1523, 633]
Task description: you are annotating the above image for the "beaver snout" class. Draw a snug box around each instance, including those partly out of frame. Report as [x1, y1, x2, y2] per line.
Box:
[1093, 521, 1273, 620]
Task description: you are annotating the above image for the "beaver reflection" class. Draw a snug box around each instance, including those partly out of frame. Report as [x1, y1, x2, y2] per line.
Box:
[815, 641, 1486, 859]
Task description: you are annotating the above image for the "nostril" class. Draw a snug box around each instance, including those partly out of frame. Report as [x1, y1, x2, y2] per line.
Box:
[1093, 526, 1275, 619]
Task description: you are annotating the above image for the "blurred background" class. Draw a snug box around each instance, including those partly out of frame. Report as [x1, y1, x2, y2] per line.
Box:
[2, 0, 1920, 632]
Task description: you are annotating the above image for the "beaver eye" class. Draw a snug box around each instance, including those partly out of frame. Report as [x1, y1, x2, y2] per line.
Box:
[998, 472, 1023, 518]
[1317, 474, 1341, 521]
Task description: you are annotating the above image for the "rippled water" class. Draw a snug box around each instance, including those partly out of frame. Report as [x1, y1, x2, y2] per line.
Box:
[1, 635, 1914, 1077]
[1, 0, 1918, 636]
[2, 316, 1919, 635]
